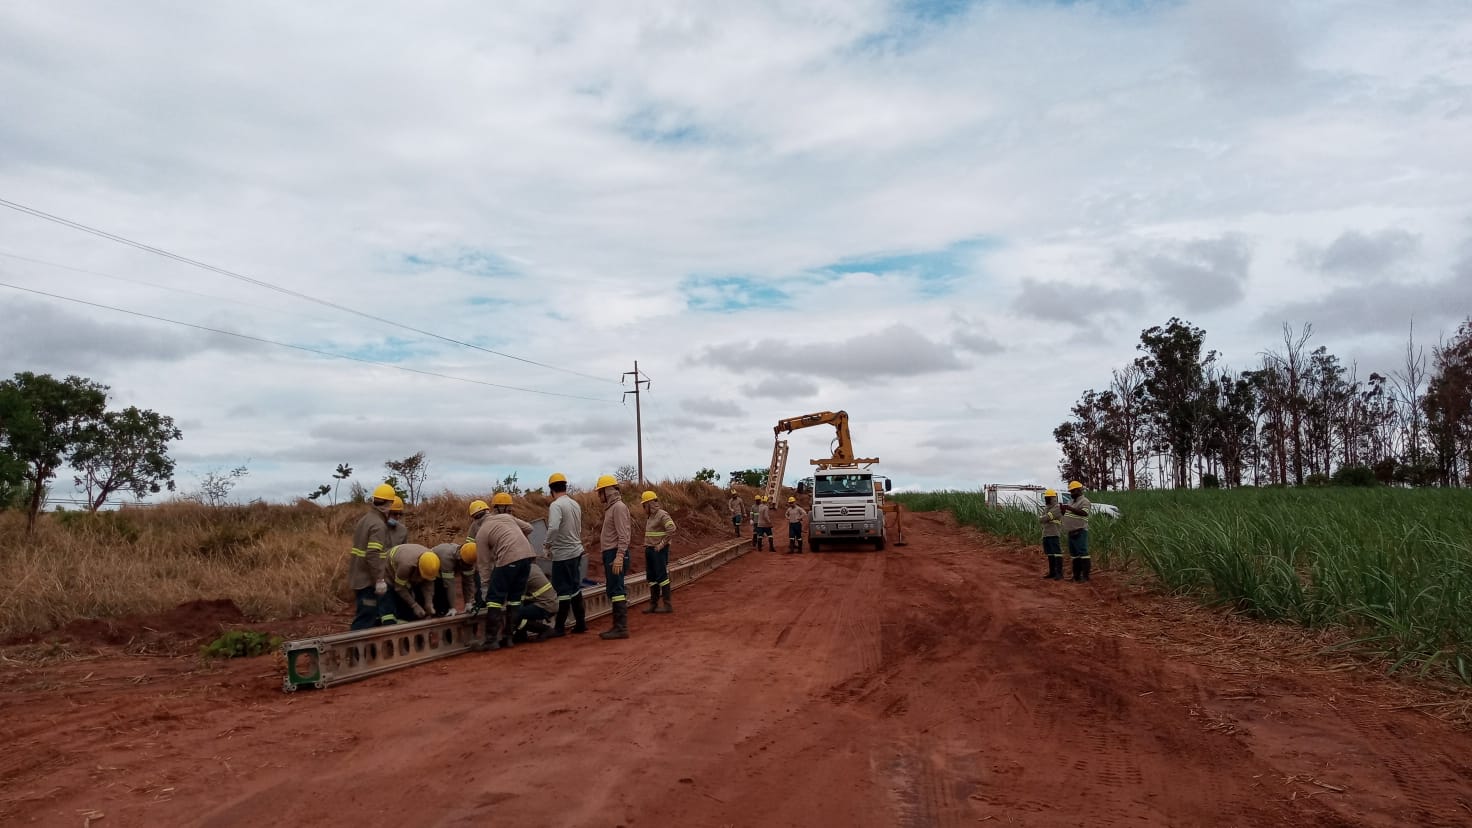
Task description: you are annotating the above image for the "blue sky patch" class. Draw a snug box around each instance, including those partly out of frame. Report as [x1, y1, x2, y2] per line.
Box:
[817, 237, 997, 296]
[682, 275, 789, 312]
[401, 248, 518, 278]
[621, 105, 707, 146]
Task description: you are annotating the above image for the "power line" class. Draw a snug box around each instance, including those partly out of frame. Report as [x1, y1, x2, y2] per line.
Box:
[0, 279, 618, 404]
[0, 197, 617, 385]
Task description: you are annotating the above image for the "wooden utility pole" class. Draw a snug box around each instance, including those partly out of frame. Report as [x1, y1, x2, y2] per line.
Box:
[623, 361, 650, 486]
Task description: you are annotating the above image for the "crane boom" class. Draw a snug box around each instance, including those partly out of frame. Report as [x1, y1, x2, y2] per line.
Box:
[773, 410, 880, 469]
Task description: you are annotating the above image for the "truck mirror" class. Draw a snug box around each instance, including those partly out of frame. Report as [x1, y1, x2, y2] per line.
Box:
[884, 479, 892, 492]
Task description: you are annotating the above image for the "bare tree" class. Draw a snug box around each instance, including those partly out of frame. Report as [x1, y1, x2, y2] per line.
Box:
[1391, 322, 1428, 469]
[384, 452, 429, 504]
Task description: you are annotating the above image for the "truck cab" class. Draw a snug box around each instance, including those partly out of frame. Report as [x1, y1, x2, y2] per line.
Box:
[808, 466, 889, 552]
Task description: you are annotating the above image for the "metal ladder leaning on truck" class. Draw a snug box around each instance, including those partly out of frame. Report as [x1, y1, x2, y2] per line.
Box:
[767, 410, 896, 552]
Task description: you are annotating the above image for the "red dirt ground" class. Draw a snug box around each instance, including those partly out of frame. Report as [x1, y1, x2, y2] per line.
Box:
[2, 512, 1470, 826]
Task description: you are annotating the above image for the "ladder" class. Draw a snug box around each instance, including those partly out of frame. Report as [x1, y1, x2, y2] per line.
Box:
[763, 439, 788, 505]
[281, 535, 753, 692]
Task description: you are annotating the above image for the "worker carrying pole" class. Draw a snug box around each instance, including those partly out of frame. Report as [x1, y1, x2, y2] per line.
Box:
[346, 482, 397, 630]
[640, 491, 677, 615]
[595, 474, 633, 640]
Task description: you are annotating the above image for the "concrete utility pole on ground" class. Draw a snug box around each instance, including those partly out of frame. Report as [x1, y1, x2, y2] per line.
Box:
[623, 360, 650, 487]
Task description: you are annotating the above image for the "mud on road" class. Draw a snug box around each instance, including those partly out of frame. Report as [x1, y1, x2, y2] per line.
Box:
[3, 512, 1470, 826]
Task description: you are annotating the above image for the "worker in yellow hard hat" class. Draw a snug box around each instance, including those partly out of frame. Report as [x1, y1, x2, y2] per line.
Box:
[784, 496, 807, 554]
[464, 498, 491, 547]
[728, 490, 746, 538]
[595, 474, 633, 639]
[750, 494, 764, 550]
[346, 483, 397, 629]
[1039, 490, 1064, 581]
[512, 563, 558, 642]
[1060, 481, 1092, 582]
[430, 540, 476, 616]
[755, 496, 776, 552]
[639, 491, 677, 614]
[387, 496, 409, 549]
[469, 492, 536, 651]
[543, 472, 587, 637]
[383, 543, 443, 621]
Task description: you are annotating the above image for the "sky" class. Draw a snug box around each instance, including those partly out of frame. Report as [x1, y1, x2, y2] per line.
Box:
[2, 0, 1471, 502]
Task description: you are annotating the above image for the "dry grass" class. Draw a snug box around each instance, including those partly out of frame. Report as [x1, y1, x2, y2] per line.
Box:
[0, 479, 734, 639]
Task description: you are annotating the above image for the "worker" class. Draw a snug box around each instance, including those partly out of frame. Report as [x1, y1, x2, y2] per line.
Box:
[751, 494, 763, 550]
[640, 491, 677, 614]
[387, 496, 408, 548]
[512, 564, 558, 642]
[346, 483, 397, 629]
[1060, 480, 1092, 582]
[1038, 490, 1064, 580]
[543, 472, 588, 637]
[595, 474, 633, 640]
[469, 492, 536, 651]
[431, 541, 476, 616]
[784, 496, 807, 554]
[384, 542, 443, 621]
[464, 498, 490, 546]
[756, 496, 776, 552]
[728, 491, 745, 537]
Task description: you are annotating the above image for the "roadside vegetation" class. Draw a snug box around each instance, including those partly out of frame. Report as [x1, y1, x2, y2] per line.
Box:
[898, 488, 1472, 684]
[0, 480, 734, 640]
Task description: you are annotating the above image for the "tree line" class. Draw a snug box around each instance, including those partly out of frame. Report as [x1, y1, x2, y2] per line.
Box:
[1055, 318, 1472, 489]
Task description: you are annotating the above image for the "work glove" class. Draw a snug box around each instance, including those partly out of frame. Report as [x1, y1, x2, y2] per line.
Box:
[413, 605, 427, 620]
[443, 608, 458, 618]
[374, 579, 388, 597]
[466, 600, 483, 617]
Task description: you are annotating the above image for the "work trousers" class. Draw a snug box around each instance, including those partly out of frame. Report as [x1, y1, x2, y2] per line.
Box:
[517, 603, 554, 626]
[644, 545, 670, 591]
[788, 521, 802, 540]
[552, 556, 584, 603]
[602, 547, 630, 605]
[486, 558, 533, 613]
[431, 579, 452, 616]
[1067, 530, 1089, 560]
[1042, 535, 1062, 560]
[352, 586, 385, 630]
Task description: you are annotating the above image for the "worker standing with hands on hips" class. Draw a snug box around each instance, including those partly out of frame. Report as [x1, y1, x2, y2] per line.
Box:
[469, 492, 536, 651]
[785, 496, 807, 554]
[596, 474, 633, 640]
[756, 496, 776, 552]
[544, 472, 588, 637]
[1060, 481, 1092, 582]
[640, 491, 677, 615]
[728, 491, 745, 537]
[346, 482, 397, 630]
[1038, 490, 1064, 581]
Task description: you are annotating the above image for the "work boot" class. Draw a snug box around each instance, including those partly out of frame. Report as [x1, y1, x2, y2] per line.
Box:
[1081, 559, 1092, 582]
[571, 593, 588, 633]
[653, 585, 673, 614]
[600, 602, 630, 640]
[473, 611, 503, 652]
[768, 538, 776, 552]
[642, 585, 661, 614]
[549, 602, 570, 637]
[500, 611, 516, 648]
[525, 620, 551, 641]
[1071, 558, 1082, 582]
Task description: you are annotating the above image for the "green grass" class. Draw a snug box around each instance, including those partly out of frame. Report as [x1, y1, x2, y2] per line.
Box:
[897, 488, 1472, 684]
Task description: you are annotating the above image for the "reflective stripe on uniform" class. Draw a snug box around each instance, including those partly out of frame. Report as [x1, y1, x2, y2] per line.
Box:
[367, 542, 384, 550]
[530, 582, 553, 598]
[395, 577, 408, 586]
[658, 579, 671, 587]
[486, 601, 504, 609]
[350, 548, 367, 557]
[611, 595, 627, 602]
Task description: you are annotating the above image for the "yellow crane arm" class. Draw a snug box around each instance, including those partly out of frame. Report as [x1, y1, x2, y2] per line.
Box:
[773, 410, 879, 468]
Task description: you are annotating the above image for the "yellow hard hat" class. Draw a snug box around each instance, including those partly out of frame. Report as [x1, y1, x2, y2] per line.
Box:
[492, 492, 514, 506]
[418, 551, 441, 580]
[1044, 489, 1057, 498]
[372, 483, 396, 502]
[548, 472, 567, 485]
[459, 542, 477, 566]
[468, 499, 489, 517]
[640, 491, 659, 504]
[1068, 480, 1083, 490]
[390, 496, 404, 513]
[595, 474, 618, 490]
[788, 496, 796, 503]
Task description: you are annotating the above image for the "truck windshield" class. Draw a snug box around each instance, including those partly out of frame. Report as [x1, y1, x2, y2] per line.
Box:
[815, 474, 872, 498]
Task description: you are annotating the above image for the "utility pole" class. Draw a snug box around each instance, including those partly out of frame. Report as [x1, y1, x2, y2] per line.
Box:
[623, 360, 651, 487]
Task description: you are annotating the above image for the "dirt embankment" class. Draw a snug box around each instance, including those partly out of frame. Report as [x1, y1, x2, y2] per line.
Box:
[2, 511, 1470, 826]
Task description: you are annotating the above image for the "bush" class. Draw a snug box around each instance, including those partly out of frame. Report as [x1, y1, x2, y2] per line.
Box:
[1331, 465, 1377, 487]
[1201, 473, 1220, 489]
[1304, 473, 1330, 487]
[201, 630, 282, 659]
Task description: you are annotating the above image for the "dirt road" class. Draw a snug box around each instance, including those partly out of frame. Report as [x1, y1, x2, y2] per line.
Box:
[3, 512, 1470, 826]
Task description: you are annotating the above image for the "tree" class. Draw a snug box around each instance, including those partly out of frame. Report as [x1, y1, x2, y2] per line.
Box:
[306, 483, 332, 501]
[492, 471, 521, 496]
[1135, 319, 1215, 488]
[70, 406, 182, 512]
[614, 464, 638, 484]
[195, 463, 250, 507]
[347, 480, 368, 504]
[331, 463, 353, 506]
[383, 452, 429, 504]
[0, 372, 108, 532]
[733, 468, 768, 487]
[694, 467, 720, 484]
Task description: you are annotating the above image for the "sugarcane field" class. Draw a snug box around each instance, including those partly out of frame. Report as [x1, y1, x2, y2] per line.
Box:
[4, 3, 1472, 827]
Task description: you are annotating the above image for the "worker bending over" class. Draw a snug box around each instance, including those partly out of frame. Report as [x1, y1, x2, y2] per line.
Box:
[385, 543, 442, 621]
[1060, 481, 1092, 582]
[785, 496, 807, 554]
[728, 491, 745, 537]
[346, 482, 396, 630]
[431, 541, 475, 616]
[640, 491, 677, 614]
[1038, 490, 1064, 580]
[544, 473, 588, 637]
[512, 564, 558, 642]
[470, 492, 536, 651]
[596, 474, 633, 640]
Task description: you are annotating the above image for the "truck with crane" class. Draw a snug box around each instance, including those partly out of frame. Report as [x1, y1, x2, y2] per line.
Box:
[765, 410, 899, 552]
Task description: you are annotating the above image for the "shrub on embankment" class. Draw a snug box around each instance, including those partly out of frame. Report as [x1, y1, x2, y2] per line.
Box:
[897, 488, 1472, 684]
[0, 479, 733, 639]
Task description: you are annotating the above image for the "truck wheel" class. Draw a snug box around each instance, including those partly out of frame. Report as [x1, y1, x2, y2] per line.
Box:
[809, 538, 821, 553]
[874, 534, 886, 552]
